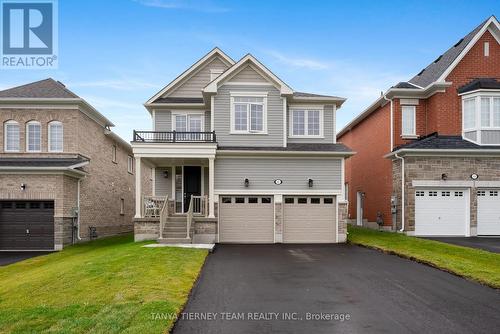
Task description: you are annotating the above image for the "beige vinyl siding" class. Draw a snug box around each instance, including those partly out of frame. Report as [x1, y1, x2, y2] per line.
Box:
[168, 57, 229, 98]
[283, 196, 336, 243]
[287, 104, 335, 144]
[203, 166, 209, 196]
[215, 157, 342, 191]
[154, 167, 172, 197]
[214, 85, 284, 147]
[205, 111, 211, 132]
[227, 65, 269, 83]
[154, 110, 171, 131]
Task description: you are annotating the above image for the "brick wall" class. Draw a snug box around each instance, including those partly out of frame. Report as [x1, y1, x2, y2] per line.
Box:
[339, 102, 394, 226]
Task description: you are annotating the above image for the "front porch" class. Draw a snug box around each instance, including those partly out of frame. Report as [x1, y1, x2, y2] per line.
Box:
[132, 135, 218, 244]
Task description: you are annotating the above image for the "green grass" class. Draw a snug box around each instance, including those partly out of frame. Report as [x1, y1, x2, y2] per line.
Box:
[348, 226, 500, 289]
[0, 235, 208, 333]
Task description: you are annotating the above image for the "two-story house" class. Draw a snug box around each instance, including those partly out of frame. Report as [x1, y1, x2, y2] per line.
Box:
[338, 16, 500, 237]
[132, 48, 353, 244]
[0, 78, 149, 250]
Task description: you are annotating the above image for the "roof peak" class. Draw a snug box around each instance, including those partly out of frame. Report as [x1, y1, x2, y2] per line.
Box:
[0, 78, 80, 99]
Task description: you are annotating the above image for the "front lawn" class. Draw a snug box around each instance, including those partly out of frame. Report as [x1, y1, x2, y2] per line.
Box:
[348, 226, 500, 289]
[0, 235, 208, 333]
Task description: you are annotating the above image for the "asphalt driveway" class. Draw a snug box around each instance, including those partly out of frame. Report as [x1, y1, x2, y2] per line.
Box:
[0, 252, 50, 266]
[424, 237, 500, 253]
[173, 244, 500, 334]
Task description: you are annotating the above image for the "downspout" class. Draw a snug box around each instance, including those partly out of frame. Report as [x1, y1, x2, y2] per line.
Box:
[382, 93, 394, 151]
[394, 153, 405, 232]
[76, 178, 82, 240]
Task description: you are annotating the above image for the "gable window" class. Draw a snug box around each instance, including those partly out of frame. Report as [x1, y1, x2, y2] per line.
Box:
[127, 156, 134, 174]
[112, 145, 117, 163]
[230, 94, 267, 134]
[289, 108, 323, 137]
[48, 121, 63, 152]
[26, 121, 41, 152]
[401, 106, 416, 137]
[4, 120, 20, 152]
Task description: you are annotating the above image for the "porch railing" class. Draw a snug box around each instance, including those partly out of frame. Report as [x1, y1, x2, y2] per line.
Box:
[159, 196, 169, 238]
[191, 195, 208, 216]
[133, 131, 216, 143]
[143, 196, 166, 218]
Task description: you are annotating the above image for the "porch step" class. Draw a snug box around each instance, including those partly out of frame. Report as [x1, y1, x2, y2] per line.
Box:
[167, 216, 189, 222]
[163, 232, 190, 239]
[164, 226, 188, 233]
[158, 237, 192, 244]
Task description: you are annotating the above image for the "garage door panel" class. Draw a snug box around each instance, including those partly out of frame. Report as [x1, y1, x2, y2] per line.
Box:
[0, 201, 54, 250]
[477, 190, 500, 235]
[219, 197, 274, 243]
[284, 197, 336, 243]
[415, 190, 467, 236]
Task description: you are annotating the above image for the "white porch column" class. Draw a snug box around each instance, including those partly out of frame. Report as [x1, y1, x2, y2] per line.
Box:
[208, 157, 215, 218]
[134, 157, 142, 218]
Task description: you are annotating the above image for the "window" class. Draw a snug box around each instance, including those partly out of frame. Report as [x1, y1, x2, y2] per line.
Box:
[297, 198, 307, 204]
[401, 106, 416, 136]
[231, 95, 267, 133]
[4, 120, 20, 152]
[290, 109, 322, 137]
[210, 69, 223, 81]
[120, 198, 125, 215]
[324, 198, 334, 204]
[26, 121, 41, 152]
[477, 190, 486, 196]
[463, 98, 476, 130]
[490, 191, 498, 197]
[261, 197, 272, 204]
[345, 183, 349, 201]
[310, 198, 321, 204]
[429, 191, 438, 197]
[481, 98, 491, 127]
[416, 191, 425, 197]
[221, 197, 232, 204]
[285, 197, 294, 204]
[112, 145, 117, 163]
[454, 191, 463, 197]
[494, 98, 500, 127]
[173, 113, 204, 140]
[235, 197, 245, 203]
[127, 156, 134, 174]
[248, 197, 258, 204]
[441, 191, 450, 197]
[48, 121, 63, 152]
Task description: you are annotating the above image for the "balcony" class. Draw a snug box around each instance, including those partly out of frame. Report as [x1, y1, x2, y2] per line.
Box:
[133, 131, 217, 143]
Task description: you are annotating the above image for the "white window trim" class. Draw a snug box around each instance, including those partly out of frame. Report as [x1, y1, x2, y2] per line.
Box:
[461, 91, 500, 146]
[229, 92, 268, 135]
[401, 105, 417, 137]
[127, 155, 134, 174]
[171, 111, 205, 132]
[4, 120, 20, 152]
[26, 121, 42, 152]
[48, 121, 64, 153]
[288, 106, 324, 138]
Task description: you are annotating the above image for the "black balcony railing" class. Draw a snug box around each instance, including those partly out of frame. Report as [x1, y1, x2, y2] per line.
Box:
[133, 130, 217, 143]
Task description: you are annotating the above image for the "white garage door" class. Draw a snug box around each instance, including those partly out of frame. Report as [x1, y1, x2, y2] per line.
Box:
[283, 196, 336, 243]
[219, 196, 274, 243]
[477, 189, 500, 235]
[415, 189, 468, 236]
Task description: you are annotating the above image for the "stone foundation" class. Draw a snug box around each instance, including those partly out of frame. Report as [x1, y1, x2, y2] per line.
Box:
[337, 201, 348, 242]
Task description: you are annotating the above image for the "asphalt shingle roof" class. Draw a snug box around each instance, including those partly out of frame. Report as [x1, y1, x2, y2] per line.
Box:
[0, 78, 80, 99]
[0, 156, 89, 168]
[407, 18, 489, 88]
[292, 91, 344, 99]
[457, 78, 500, 94]
[394, 133, 500, 151]
[152, 97, 204, 104]
[218, 143, 353, 153]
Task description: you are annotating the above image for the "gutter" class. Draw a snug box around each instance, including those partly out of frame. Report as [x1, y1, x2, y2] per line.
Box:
[382, 94, 394, 151]
[394, 153, 405, 232]
[76, 179, 82, 240]
[385, 148, 500, 158]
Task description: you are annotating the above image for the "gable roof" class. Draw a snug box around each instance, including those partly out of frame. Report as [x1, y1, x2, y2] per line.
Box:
[0, 78, 79, 98]
[409, 16, 499, 88]
[338, 15, 499, 138]
[203, 53, 294, 95]
[146, 47, 235, 105]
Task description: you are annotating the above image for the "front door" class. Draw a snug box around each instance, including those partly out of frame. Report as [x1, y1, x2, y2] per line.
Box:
[183, 166, 201, 213]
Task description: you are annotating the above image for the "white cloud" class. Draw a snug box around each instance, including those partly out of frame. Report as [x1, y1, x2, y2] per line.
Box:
[266, 50, 331, 70]
[133, 0, 230, 13]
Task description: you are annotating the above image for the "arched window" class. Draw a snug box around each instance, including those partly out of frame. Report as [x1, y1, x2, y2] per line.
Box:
[4, 120, 20, 152]
[48, 121, 63, 152]
[26, 121, 41, 152]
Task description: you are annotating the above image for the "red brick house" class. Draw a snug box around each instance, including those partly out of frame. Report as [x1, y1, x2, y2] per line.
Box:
[337, 16, 500, 236]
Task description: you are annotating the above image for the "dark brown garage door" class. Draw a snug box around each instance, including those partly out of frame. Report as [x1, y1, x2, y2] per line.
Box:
[0, 201, 55, 250]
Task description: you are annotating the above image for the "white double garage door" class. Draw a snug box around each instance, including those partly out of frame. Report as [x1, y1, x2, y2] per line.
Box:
[415, 188, 500, 236]
[218, 195, 337, 243]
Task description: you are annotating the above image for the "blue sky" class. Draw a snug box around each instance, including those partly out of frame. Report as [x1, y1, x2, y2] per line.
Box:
[1, 0, 499, 140]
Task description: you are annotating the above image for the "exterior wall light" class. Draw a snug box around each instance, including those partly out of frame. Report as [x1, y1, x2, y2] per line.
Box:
[441, 173, 448, 181]
[244, 178, 249, 187]
[20, 183, 26, 190]
[163, 170, 169, 178]
[471, 173, 479, 180]
[308, 178, 313, 188]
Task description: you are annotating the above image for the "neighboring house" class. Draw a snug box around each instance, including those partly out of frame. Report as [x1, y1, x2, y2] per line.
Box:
[133, 48, 353, 244]
[338, 16, 500, 237]
[0, 78, 148, 250]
